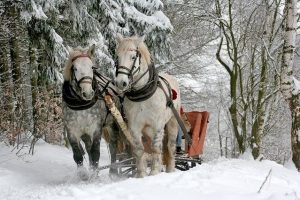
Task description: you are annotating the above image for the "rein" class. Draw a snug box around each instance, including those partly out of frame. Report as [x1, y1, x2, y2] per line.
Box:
[125, 63, 158, 102]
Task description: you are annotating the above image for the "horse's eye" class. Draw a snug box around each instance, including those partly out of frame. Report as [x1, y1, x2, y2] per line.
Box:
[73, 67, 77, 72]
[131, 56, 136, 61]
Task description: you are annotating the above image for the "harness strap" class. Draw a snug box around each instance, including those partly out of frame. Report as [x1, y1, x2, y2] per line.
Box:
[125, 63, 159, 102]
[116, 50, 141, 78]
[116, 66, 131, 76]
[77, 76, 93, 85]
[131, 67, 149, 88]
[62, 81, 99, 110]
[93, 68, 120, 96]
[71, 54, 91, 62]
[157, 78, 192, 145]
[71, 65, 93, 88]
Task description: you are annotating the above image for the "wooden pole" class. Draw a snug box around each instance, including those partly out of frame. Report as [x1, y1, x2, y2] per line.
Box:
[104, 95, 134, 146]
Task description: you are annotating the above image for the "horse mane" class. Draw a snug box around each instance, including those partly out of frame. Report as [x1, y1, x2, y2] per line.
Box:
[63, 46, 92, 81]
[117, 36, 152, 66]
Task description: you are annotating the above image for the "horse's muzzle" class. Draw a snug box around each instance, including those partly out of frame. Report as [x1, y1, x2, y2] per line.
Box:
[81, 90, 94, 101]
[116, 79, 129, 91]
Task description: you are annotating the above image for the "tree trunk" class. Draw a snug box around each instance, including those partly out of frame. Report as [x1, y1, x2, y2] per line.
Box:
[280, 0, 300, 170]
[290, 102, 300, 169]
[216, 36, 245, 154]
[0, 51, 14, 138]
[0, 29, 14, 122]
[8, 2, 34, 140]
[22, 42, 33, 133]
[29, 41, 39, 136]
[217, 108, 224, 156]
[250, 46, 267, 159]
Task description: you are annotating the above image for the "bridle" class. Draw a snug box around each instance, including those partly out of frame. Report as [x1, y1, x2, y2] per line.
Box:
[71, 54, 94, 87]
[115, 48, 141, 78]
[63, 53, 114, 110]
[115, 47, 159, 102]
[115, 48, 150, 90]
[63, 54, 100, 110]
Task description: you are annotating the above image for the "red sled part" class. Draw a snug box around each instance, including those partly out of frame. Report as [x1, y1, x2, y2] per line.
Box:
[171, 89, 177, 100]
[185, 111, 209, 157]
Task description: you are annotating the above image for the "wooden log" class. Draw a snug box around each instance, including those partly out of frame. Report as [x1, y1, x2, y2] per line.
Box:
[104, 95, 134, 146]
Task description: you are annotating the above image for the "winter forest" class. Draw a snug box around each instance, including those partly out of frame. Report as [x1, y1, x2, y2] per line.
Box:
[1, 0, 300, 199]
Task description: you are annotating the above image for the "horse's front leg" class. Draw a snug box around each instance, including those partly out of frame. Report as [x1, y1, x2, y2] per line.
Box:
[132, 131, 147, 178]
[81, 134, 92, 165]
[149, 129, 164, 176]
[67, 130, 84, 166]
[90, 131, 101, 169]
[67, 129, 89, 180]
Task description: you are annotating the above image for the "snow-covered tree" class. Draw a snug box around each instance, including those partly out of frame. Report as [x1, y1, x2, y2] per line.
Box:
[280, 0, 300, 171]
[214, 0, 285, 158]
[0, 0, 173, 146]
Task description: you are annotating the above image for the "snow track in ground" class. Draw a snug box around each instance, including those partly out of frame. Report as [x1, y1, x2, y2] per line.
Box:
[0, 142, 300, 200]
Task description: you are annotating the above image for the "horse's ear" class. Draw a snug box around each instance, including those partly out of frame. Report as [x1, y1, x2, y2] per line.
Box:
[139, 35, 146, 42]
[135, 35, 146, 46]
[116, 33, 123, 44]
[66, 45, 73, 54]
[88, 44, 96, 57]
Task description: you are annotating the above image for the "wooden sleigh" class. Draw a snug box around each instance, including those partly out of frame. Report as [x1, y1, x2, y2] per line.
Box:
[175, 111, 209, 170]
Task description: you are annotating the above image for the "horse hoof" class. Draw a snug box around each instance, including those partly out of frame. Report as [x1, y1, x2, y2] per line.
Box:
[89, 170, 99, 180]
[109, 168, 118, 175]
[135, 171, 146, 178]
[149, 170, 160, 176]
[166, 167, 175, 173]
[109, 172, 121, 181]
[77, 167, 89, 181]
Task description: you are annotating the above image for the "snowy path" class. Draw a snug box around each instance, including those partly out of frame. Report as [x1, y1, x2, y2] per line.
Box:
[0, 142, 300, 200]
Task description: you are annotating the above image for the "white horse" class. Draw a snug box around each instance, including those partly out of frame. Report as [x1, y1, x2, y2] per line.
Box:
[114, 34, 180, 177]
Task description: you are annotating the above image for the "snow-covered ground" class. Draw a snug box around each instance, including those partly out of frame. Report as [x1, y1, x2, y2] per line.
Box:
[0, 142, 300, 200]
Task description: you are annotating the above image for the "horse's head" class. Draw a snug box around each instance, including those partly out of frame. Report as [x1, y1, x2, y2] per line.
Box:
[64, 44, 96, 100]
[114, 34, 151, 91]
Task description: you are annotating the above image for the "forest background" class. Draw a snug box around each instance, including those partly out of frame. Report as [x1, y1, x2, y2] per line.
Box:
[1, 0, 300, 170]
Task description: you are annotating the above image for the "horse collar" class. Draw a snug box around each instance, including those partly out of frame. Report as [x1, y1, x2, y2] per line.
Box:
[125, 63, 159, 102]
[62, 80, 98, 110]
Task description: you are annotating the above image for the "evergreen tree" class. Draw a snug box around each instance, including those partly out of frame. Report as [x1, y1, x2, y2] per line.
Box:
[0, 0, 173, 146]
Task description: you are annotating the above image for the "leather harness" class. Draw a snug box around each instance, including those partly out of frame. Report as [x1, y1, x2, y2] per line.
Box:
[115, 49, 192, 144]
[125, 63, 159, 102]
[62, 80, 99, 110]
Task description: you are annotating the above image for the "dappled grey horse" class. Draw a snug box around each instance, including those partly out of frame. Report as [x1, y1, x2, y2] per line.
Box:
[62, 44, 120, 179]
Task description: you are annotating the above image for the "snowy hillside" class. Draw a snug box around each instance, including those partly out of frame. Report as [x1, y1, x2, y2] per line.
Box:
[0, 142, 299, 200]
